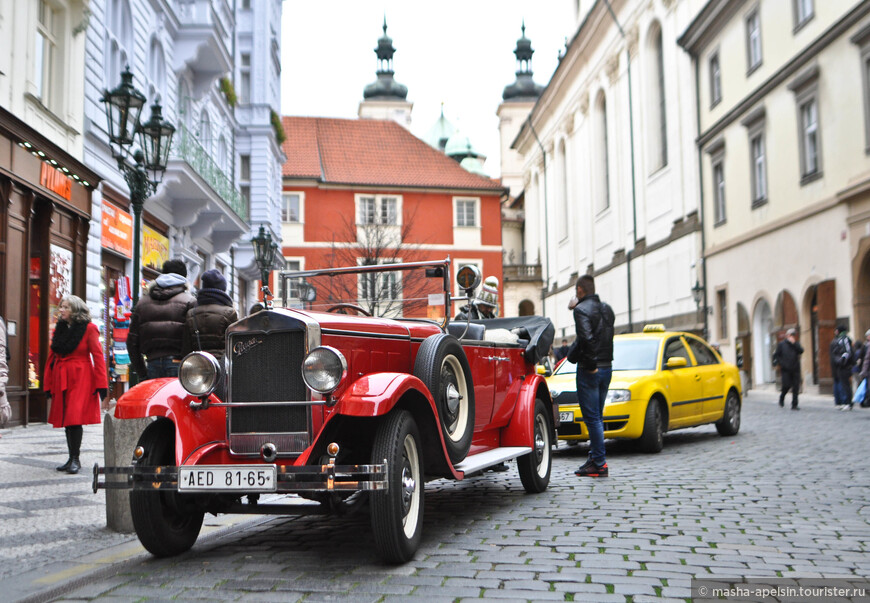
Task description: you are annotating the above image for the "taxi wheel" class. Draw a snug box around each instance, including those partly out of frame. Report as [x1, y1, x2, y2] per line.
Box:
[518, 398, 552, 493]
[716, 389, 741, 436]
[130, 421, 204, 557]
[371, 410, 424, 563]
[638, 399, 664, 453]
[414, 334, 475, 464]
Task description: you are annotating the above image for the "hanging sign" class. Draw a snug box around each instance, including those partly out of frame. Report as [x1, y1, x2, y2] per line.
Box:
[142, 225, 170, 271]
[101, 201, 133, 258]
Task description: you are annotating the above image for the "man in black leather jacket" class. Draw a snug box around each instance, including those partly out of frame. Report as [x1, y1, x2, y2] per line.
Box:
[571, 274, 615, 478]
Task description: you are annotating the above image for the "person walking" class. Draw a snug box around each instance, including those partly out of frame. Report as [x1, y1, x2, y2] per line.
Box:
[43, 295, 108, 474]
[0, 316, 10, 428]
[773, 328, 804, 410]
[182, 269, 238, 361]
[127, 259, 195, 380]
[570, 274, 615, 478]
[830, 325, 854, 411]
[857, 329, 870, 407]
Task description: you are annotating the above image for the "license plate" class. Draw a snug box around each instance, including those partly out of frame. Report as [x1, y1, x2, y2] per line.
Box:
[559, 411, 574, 422]
[178, 465, 277, 492]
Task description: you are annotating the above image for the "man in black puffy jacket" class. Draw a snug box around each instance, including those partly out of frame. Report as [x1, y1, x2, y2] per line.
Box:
[127, 259, 195, 380]
[571, 274, 615, 478]
[772, 328, 803, 410]
[182, 269, 238, 362]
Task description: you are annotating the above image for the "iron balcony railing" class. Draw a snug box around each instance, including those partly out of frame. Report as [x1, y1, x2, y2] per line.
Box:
[171, 123, 248, 221]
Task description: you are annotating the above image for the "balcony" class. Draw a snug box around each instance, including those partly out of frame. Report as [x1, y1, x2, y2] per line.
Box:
[170, 0, 233, 96]
[503, 264, 542, 282]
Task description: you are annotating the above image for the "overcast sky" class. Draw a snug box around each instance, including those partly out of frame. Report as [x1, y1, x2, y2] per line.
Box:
[280, 1, 578, 177]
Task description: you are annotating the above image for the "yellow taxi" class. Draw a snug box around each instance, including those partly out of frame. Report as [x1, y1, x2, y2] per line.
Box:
[548, 325, 742, 452]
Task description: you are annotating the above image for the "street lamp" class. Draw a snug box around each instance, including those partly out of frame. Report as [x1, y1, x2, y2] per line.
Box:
[691, 279, 704, 313]
[251, 225, 278, 305]
[101, 66, 175, 308]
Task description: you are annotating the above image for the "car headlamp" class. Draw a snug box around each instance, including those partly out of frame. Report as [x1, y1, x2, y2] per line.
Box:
[302, 346, 347, 395]
[605, 389, 631, 404]
[179, 352, 221, 397]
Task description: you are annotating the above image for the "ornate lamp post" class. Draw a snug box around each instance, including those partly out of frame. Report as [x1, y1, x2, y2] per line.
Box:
[101, 67, 175, 307]
[691, 279, 707, 339]
[251, 225, 278, 306]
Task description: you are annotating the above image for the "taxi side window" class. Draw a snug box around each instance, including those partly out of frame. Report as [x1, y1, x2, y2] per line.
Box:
[664, 338, 691, 365]
[687, 339, 719, 366]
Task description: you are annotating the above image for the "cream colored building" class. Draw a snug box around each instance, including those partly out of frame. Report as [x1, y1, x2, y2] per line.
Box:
[513, 0, 706, 342]
[679, 0, 870, 392]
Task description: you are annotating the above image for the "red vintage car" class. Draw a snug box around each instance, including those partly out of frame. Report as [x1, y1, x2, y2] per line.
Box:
[94, 260, 556, 562]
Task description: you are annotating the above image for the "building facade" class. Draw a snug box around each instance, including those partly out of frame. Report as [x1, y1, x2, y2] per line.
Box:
[513, 0, 705, 343]
[679, 0, 870, 392]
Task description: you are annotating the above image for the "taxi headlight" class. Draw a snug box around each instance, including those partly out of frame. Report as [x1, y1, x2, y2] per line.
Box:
[179, 352, 221, 397]
[605, 389, 631, 404]
[302, 346, 347, 394]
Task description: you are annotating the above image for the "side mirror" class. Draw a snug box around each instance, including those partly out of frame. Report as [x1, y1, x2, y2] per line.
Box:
[666, 357, 688, 369]
[536, 364, 549, 376]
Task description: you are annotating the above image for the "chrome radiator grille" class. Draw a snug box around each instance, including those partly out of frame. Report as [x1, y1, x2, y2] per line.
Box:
[228, 329, 309, 456]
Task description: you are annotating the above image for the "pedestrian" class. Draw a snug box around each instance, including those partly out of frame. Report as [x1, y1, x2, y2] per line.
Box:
[43, 295, 108, 474]
[569, 274, 615, 478]
[182, 269, 238, 361]
[127, 259, 195, 380]
[455, 275, 499, 320]
[0, 315, 10, 429]
[830, 325, 854, 411]
[553, 338, 570, 363]
[773, 328, 804, 410]
[857, 329, 870, 407]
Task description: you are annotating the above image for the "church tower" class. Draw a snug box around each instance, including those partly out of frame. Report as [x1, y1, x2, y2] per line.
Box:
[358, 18, 413, 129]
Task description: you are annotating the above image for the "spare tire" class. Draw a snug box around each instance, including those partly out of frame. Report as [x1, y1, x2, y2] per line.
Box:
[414, 334, 475, 464]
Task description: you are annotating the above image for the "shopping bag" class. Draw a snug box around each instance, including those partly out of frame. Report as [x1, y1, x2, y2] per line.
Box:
[853, 378, 867, 404]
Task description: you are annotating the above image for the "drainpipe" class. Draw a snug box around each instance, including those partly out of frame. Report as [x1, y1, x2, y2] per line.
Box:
[528, 117, 551, 317]
[603, 0, 638, 333]
[692, 56, 709, 340]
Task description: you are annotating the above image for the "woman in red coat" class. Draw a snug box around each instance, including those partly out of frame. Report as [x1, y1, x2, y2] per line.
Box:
[44, 295, 108, 474]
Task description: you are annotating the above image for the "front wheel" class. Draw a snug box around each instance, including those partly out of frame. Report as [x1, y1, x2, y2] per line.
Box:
[638, 399, 664, 453]
[130, 421, 204, 557]
[716, 390, 741, 436]
[517, 398, 552, 493]
[370, 411, 424, 563]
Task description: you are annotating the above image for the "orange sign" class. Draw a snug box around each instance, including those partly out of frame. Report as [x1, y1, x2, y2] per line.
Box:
[101, 201, 133, 258]
[39, 162, 72, 201]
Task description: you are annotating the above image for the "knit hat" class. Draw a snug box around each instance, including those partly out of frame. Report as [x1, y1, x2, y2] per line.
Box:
[201, 269, 227, 292]
[476, 276, 499, 307]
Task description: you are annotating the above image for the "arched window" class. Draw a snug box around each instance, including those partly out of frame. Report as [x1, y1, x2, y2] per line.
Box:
[199, 111, 212, 154]
[178, 79, 192, 129]
[557, 139, 568, 240]
[647, 22, 668, 172]
[217, 136, 227, 173]
[593, 91, 610, 211]
[105, 0, 132, 87]
[148, 37, 166, 105]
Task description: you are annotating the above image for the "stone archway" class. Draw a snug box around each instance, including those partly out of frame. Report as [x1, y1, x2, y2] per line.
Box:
[752, 298, 774, 385]
[855, 249, 870, 337]
[735, 303, 752, 391]
[803, 279, 836, 392]
[518, 299, 535, 316]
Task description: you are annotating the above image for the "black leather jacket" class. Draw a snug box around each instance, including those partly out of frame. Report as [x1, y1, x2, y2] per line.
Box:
[572, 294, 615, 372]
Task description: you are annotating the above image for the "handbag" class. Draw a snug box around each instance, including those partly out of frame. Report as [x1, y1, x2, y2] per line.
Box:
[853, 378, 867, 404]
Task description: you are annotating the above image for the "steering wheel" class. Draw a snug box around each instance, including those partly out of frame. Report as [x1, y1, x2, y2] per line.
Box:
[326, 303, 372, 316]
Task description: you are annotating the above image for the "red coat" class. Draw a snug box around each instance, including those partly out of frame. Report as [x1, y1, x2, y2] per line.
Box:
[44, 322, 108, 427]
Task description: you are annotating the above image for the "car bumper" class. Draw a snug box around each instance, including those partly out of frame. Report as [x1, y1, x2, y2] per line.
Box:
[556, 400, 645, 441]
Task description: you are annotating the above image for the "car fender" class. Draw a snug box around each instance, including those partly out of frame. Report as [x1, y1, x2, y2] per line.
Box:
[113, 377, 227, 464]
[501, 374, 552, 447]
[338, 372, 437, 417]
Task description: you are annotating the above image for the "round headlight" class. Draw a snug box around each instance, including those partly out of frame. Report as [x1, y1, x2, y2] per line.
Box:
[302, 346, 347, 394]
[179, 352, 221, 397]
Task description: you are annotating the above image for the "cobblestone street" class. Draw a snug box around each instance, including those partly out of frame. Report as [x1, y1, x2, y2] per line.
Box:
[2, 389, 869, 602]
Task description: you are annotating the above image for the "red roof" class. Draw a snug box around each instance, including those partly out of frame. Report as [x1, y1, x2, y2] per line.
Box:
[281, 116, 504, 193]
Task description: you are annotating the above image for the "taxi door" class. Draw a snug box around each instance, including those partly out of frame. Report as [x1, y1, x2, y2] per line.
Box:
[685, 337, 727, 423]
[661, 336, 704, 427]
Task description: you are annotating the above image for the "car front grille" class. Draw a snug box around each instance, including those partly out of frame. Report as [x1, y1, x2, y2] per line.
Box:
[227, 329, 310, 457]
[555, 392, 577, 406]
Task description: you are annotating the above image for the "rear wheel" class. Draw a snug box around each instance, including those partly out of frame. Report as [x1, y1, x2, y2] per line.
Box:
[130, 421, 204, 557]
[638, 399, 664, 453]
[370, 411, 424, 563]
[517, 398, 552, 493]
[716, 390, 741, 436]
[414, 334, 475, 463]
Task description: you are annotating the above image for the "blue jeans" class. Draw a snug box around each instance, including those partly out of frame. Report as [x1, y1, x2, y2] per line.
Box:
[146, 356, 181, 380]
[576, 366, 613, 466]
[833, 378, 852, 406]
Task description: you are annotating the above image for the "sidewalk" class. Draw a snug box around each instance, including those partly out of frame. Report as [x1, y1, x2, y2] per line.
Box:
[0, 388, 859, 601]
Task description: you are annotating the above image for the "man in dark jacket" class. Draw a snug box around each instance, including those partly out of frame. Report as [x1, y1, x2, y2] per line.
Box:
[127, 259, 195, 380]
[570, 274, 615, 478]
[830, 325, 854, 410]
[773, 328, 804, 410]
[182, 269, 238, 362]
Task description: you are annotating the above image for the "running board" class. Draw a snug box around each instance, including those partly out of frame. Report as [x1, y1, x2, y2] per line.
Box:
[454, 446, 530, 475]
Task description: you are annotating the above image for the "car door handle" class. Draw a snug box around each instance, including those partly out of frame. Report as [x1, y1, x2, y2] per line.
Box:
[694, 375, 701, 381]
[485, 356, 509, 362]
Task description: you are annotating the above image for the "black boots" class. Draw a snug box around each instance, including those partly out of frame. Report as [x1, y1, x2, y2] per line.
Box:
[60, 426, 83, 474]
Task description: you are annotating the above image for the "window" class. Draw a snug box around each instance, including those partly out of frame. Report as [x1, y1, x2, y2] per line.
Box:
[664, 338, 692, 365]
[800, 99, 820, 177]
[647, 23, 668, 171]
[793, 0, 813, 30]
[717, 289, 728, 339]
[240, 52, 251, 104]
[594, 91, 610, 211]
[148, 38, 166, 105]
[34, 0, 58, 108]
[357, 195, 400, 225]
[279, 259, 301, 302]
[282, 193, 301, 223]
[240, 155, 251, 181]
[105, 0, 132, 88]
[746, 9, 762, 73]
[709, 52, 722, 107]
[199, 111, 212, 153]
[217, 137, 227, 173]
[852, 24, 870, 153]
[380, 197, 397, 225]
[687, 339, 719, 366]
[713, 161, 725, 224]
[557, 140, 568, 240]
[456, 198, 477, 227]
[750, 134, 767, 204]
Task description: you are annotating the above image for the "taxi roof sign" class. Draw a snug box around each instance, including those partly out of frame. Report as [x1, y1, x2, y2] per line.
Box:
[642, 324, 666, 333]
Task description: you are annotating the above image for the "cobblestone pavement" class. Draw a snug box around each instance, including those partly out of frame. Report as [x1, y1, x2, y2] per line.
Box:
[2, 389, 869, 602]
